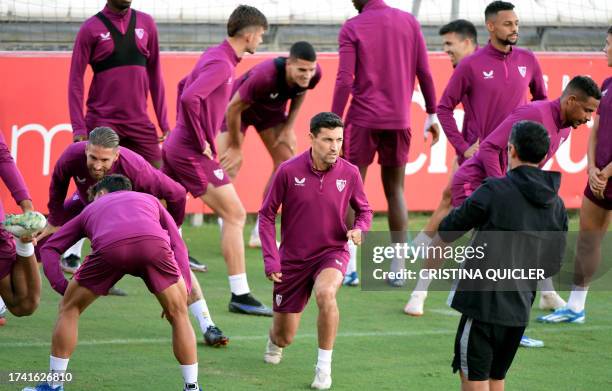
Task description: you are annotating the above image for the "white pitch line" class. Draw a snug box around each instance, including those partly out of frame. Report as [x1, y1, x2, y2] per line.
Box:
[2, 324, 611, 349]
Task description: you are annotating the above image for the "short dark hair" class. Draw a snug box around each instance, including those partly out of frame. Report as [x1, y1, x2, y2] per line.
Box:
[88, 127, 119, 149]
[608, 25, 612, 35]
[227, 5, 268, 37]
[439, 19, 478, 44]
[563, 75, 602, 101]
[289, 41, 317, 62]
[310, 112, 343, 136]
[485, 1, 515, 21]
[509, 121, 550, 164]
[88, 174, 132, 201]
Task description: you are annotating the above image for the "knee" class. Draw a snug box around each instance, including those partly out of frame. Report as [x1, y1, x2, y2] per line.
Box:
[11, 297, 39, 317]
[272, 332, 294, 348]
[163, 302, 188, 324]
[315, 287, 337, 308]
[224, 204, 247, 227]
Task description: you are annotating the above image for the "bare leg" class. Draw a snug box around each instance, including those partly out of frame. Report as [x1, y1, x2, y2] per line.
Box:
[314, 268, 344, 350]
[573, 197, 611, 287]
[0, 252, 41, 316]
[270, 312, 302, 347]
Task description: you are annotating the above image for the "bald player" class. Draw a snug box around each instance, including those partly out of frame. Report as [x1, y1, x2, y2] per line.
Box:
[69, 0, 170, 167]
[406, 0, 548, 314]
[217, 41, 322, 248]
[259, 113, 372, 390]
[0, 132, 41, 327]
[332, 0, 440, 288]
[539, 27, 612, 325]
[35, 127, 228, 346]
[162, 5, 272, 316]
[23, 175, 201, 391]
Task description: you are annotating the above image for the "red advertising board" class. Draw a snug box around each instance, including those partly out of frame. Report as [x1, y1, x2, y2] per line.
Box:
[0, 51, 608, 214]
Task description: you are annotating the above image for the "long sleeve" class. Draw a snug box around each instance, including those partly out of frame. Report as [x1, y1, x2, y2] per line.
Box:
[68, 24, 93, 138]
[40, 214, 85, 295]
[349, 170, 373, 232]
[437, 66, 471, 155]
[438, 182, 491, 243]
[529, 59, 547, 101]
[258, 167, 286, 275]
[125, 155, 187, 226]
[331, 25, 356, 119]
[179, 61, 231, 153]
[0, 133, 30, 205]
[46, 156, 72, 226]
[414, 21, 437, 114]
[145, 18, 170, 132]
[477, 119, 515, 178]
[158, 202, 191, 293]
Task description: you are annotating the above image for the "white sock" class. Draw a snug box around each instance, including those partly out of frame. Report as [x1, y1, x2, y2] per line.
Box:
[217, 217, 223, 231]
[567, 285, 589, 312]
[413, 269, 432, 293]
[316, 348, 332, 372]
[15, 238, 35, 257]
[538, 277, 556, 295]
[229, 273, 250, 296]
[346, 240, 357, 274]
[189, 299, 214, 333]
[180, 363, 199, 388]
[178, 227, 183, 237]
[390, 257, 405, 274]
[251, 216, 260, 238]
[49, 355, 69, 388]
[0, 295, 6, 315]
[62, 238, 85, 259]
[412, 231, 433, 249]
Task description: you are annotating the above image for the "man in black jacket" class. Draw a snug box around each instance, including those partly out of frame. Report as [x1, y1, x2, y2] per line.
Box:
[438, 120, 567, 390]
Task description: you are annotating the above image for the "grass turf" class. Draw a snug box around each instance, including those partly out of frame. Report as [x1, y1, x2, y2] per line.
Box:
[1, 213, 611, 390]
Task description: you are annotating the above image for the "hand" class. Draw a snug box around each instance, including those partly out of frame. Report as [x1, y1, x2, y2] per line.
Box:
[273, 128, 297, 153]
[423, 114, 440, 146]
[158, 130, 170, 143]
[202, 141, 213, 160]
[34, 223, 59, 242]
[219, 146, 243, 177]
[463, 140, 480, 159]
[19, 233, 37, 245]
[267, 272, 283, 283]
[73, 135, 87, 143]
[19, 199, 34, 214]
[588, 166, 607, 199]
[346, 229, 362, 245]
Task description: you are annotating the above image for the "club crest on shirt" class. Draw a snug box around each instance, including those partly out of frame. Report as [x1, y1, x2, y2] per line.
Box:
[336, 179, 346, 192]
[213, 169, 224, 180]
[294, 177, 306, 186]
[518, 66, 527, 78]
[99, 32, 111, 41]
[269, 92, 279, 99]
[135, 28, 144, 40]
[482, 70, 494, 79]
[275, 294, 283, 306]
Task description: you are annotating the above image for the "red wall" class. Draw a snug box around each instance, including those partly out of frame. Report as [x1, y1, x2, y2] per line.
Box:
[0, 52, 608, 214]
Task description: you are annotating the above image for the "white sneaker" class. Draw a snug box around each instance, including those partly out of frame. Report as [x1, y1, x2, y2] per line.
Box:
[404, 291, 428, 316]
[248, 232, 261, 248]
[311, 367, 332, 390]
[263, 339, 283, 364]
[539, 292, 567, 311]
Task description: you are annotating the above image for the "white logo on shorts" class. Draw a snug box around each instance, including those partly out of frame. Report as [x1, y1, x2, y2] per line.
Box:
[336, 179, 346, 192]
[294, 177, 305, 186]
[213, 169, 224, 180]
[518, 66, 527, 78]
[75, 176, 87, 184]
[335, 259, 342, 266]
[270, 92, 279, 99]
[275, 294, 283, 306]
[482, 70, 494, 79]
[99, 32, 111, 41]
[135, 28, 144, 40]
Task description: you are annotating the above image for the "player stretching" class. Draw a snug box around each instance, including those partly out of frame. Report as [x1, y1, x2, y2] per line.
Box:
[217, 41, 321, 247]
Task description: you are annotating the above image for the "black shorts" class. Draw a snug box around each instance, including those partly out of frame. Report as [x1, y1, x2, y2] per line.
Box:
[452, 315, 525, 381]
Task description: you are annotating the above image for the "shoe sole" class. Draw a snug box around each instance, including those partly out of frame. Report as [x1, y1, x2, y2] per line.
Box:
[190, 265, 208, 273]
[228, 304, 273, 317]
[205, 337, 229, 347]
